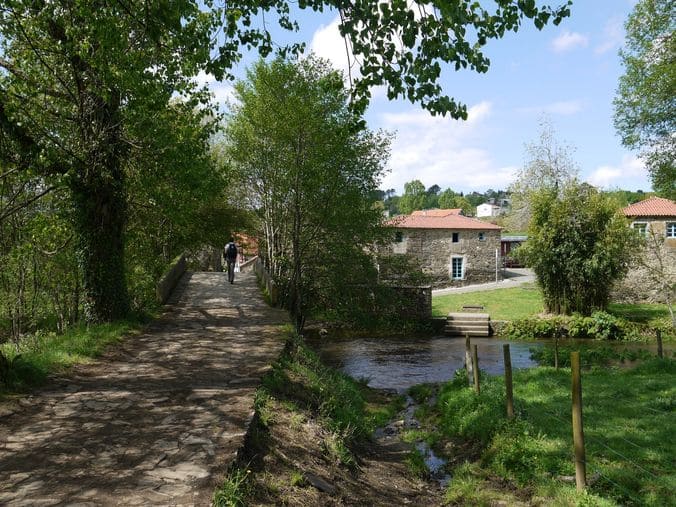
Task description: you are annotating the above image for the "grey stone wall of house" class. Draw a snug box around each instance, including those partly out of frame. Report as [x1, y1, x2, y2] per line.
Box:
[612, 235, 676, 304]
[390, 228, 502, 288]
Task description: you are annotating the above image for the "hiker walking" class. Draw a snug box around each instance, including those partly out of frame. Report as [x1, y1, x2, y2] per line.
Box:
[224, 238, 238, 284]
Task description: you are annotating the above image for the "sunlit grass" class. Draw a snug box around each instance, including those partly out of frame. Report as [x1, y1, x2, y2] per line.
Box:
[432, 285, 543, 320]
[432, 285, 672, 332]
[1, 320, 142, 393]
[436, 359, 675, 505]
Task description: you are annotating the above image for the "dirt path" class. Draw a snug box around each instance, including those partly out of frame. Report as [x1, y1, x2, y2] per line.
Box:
[0, 271, 287, 506]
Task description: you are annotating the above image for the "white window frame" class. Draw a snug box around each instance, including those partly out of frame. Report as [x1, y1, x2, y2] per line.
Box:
[632, 222, 648, 236]
[666, 222, 676, 239]
[451, 256, 465, 280]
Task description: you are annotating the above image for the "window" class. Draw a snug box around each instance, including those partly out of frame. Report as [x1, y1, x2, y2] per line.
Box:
[395, 231, 403, 243]
[451, 257, 464, 280]
[632, 222, 647, 236]
[478, 232, 485, 241]
[667, 222, 676, 238]
[452, 232, 459, 243]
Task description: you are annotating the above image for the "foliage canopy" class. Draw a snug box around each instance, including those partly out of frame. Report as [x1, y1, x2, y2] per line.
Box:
[614, 0, 676, 199]
[518, 181, 637, 315]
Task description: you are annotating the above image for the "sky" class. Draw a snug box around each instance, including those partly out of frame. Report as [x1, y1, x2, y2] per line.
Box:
[202, 0, 650, 195]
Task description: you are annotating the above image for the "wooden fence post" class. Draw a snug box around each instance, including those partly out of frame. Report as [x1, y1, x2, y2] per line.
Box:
[503, 344, 514, 419]
[656, 329, 663, 359]
[465, 334, 473, 387]
[473, 344, 480, 394]
[554, 326, 560, 370]
[571, 351, 586, 491]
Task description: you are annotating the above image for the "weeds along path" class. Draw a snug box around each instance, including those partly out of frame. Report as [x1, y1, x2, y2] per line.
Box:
[0, 271, 287, 506]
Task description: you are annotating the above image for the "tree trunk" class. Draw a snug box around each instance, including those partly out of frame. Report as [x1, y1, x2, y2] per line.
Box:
[71, 91, 130, 323]
[71, 170, 129, 323]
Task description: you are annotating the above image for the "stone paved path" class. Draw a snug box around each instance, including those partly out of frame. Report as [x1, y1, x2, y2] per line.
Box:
[0, 271, 287, 506]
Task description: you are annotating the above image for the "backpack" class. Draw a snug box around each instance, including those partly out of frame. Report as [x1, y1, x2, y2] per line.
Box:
[225, 242, 237, 260]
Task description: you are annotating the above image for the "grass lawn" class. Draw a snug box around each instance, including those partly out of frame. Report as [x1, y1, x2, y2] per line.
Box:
[0, 320, 142, 394]
[433, 359, 675, 506]
[433, 285, 672, 331]
[432, 285, 544, 320]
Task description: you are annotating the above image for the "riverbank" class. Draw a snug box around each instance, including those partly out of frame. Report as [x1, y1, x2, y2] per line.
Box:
[214, 336, 444, 505]
[412, 358, 675, 506]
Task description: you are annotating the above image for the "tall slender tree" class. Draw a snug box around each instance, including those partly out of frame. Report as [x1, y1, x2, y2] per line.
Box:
[226, 57, 390, 331]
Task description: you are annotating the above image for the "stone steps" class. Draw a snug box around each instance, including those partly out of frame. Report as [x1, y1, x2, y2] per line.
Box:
[444, 312, 490, 336]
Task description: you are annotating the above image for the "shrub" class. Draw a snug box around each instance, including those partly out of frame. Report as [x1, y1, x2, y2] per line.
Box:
[504, 316, 565, 340]
[507, 312, 632, 341]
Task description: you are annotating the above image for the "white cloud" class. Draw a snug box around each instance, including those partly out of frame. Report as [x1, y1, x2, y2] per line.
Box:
[378, 101, 519, 193]
[308, 14, 401, 101]
[551, 31, 589, 53]
[194, 71, 235, 105]
[586, 154, 650, 189]
[310, 16, 353, 78]
[595, 18, 624, 55]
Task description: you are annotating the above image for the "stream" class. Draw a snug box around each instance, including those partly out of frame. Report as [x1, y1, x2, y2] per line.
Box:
[307, 336, 540, 391]
[306, 334, 671, 487]
[307, 335, 541, 487]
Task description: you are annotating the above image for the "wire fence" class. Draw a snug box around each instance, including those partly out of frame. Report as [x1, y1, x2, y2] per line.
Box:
[469, 344, 674, 505]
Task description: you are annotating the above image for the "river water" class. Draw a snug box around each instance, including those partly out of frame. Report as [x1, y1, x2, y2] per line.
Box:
[306, 336, 541, 392]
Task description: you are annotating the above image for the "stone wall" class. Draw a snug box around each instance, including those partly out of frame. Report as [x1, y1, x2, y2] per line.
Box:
[612, 240, 676, 304]
[156, 254, 187, 304]
[390, 228, 502, 287]
[384, 284, 432, 320]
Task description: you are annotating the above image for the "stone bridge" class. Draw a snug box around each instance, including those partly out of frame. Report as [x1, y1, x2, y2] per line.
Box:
[0, 270, 287, 505]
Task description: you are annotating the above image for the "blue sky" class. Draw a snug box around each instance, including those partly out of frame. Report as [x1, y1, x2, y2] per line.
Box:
[202, 0, 650, 195]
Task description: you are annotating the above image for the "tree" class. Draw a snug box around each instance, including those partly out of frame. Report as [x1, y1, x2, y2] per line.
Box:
[424, 184, 441, 209]
[614, 0, 675, 199]
[0, 2, 221, 322]
[226, 57, 390, 331]
[518, 181, 637, 315]
[507, 119, 579, 230]
[438, 188, 457, 209]
[0, 0, 571, 323]
[399, 180, 427, 214]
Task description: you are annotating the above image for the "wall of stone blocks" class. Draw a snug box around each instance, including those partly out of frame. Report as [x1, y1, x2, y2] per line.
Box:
[390, 228, 502, 287]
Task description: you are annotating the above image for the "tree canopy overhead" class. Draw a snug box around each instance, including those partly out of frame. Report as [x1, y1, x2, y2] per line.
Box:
[209, 0, 572, 117]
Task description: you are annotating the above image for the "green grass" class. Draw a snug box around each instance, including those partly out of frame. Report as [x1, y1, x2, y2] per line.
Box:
[607, 302, 671, 328]
[434, 360, 676, 506]
[432, 285, 544, 320]
[0, 320, 141, 392]
[213, 466, 252, 507]
[432, 285, 672, 332]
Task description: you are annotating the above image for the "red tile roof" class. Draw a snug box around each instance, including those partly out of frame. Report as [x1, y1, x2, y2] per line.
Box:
[622, 197, 676, 217]
[388, 213, 501, 230]
[411, 209, 462, 217]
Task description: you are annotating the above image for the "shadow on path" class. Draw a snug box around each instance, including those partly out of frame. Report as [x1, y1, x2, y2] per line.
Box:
[0, 271, 287, 506]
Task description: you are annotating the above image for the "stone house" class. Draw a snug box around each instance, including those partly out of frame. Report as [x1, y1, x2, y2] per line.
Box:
[387, 209, 502, 287]
[614, 196, 676, 303]
[622, 196, 676, 249]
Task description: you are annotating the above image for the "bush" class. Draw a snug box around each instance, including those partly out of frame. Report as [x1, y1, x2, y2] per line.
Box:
[506, 312, 634, 341]
[504, 316, 565, 340]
